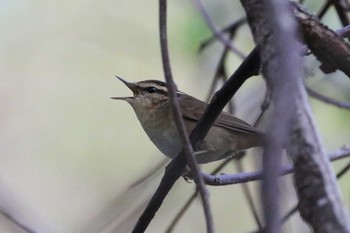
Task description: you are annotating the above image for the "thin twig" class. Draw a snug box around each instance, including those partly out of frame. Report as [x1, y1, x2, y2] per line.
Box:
[281, 205, 299, 224]
[204, 33, 234, 104]
[317, 0, 333, 19]
[199, 18, 247, 52]
[128, 158, 169, 189]
[336, 24, 350, 38]
[203, 165, 293, 186]
[166, 191, 198, 233]
[192, 0, 246, 59]
[336, 160, 350, 178]
[235, 159, 263, 230]
[131, 1, 213, 231]
[159, 0, 214, 232]
[0, 208, 36, 233]
[333, 0, 350, 26]
[166, 158, 233, 233]
[232, 101, 263, 230]
[307, 87, 350, 109]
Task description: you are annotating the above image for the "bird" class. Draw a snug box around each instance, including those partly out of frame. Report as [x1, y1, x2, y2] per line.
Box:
[112, 77, 264, 164]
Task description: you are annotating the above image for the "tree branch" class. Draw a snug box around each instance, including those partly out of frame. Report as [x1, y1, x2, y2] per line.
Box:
[192, 0, 246, 59]
[203, 147, 350, 185]
[293, 2, 350, 77]
[287, 72, 350, 232]
[132, 0, 213, 232]
[158, 0, 214, 232]
[241, 0, 302, 232]
[0, 208, 36, 233]
[307, 86, 350, 109]
[165, 158, 233, 233]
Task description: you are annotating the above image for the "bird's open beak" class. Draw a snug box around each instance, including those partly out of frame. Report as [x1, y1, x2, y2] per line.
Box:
[111, 76, 139, 100]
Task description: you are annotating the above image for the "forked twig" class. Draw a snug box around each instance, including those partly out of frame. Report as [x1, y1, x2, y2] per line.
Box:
[199, 18, 247, 52]
[192, 0, 246, 59]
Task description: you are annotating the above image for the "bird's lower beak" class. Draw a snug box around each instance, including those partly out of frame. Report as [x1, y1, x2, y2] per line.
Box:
[110, 96, 129, 100]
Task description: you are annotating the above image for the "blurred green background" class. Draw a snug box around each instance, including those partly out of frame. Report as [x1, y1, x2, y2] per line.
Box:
[0, 1, 349, 233]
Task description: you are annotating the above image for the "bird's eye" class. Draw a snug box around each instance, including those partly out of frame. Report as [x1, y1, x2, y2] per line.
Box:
[146, 86, 157, 93]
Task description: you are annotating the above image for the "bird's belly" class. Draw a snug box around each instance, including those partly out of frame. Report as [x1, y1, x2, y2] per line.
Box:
[146, 128, 182, 159]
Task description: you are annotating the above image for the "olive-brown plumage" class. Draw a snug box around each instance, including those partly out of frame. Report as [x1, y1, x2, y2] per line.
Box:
[112, 77, 263, 163]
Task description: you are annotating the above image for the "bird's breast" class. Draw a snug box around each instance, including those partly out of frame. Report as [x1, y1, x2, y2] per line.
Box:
[133, 106, 182, 158]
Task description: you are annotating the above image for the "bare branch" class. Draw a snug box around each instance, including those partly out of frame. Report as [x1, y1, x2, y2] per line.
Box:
[199, 18, 247, 52]
[166, 191, 198, 233]
[252, 151, 350, 232]
[286, 54, 350, 233]
[132, 0, 213, 232]
[0, 208, 36, 233]
[318, 0, 333, 18]
[241, 0, 302, 232]
[336, 160, 350, 178]
[203, 147, 350, 186]
[128, 158, 168, 190]
[165, 158, 233, 233]
[307, 87, 350, 109]
[332, 0, 350, 26]
[158, 1, 214, 232]
[293, 2, 350, 77]
[234, 159, 263, 230]
[192, 0, 246, 59]
[318, 0, 350, 25]
[336, 24, 350, 38]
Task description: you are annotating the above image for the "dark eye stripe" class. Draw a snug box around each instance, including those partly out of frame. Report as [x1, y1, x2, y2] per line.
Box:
[141, 87, 168, 95]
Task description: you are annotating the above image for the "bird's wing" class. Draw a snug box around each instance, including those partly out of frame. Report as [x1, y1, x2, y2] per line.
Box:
[179, 94, 260, 135]
[212, 111, 260, 135]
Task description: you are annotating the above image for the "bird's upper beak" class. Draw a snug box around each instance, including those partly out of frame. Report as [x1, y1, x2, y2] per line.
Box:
[111, 76, 139, 100]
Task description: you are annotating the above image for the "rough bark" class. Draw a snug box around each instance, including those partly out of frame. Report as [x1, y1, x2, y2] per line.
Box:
[241, 0, 350, 232]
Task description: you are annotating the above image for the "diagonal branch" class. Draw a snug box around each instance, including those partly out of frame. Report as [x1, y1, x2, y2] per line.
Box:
[165, 158, 233, 233]
[132, 0, 213, 232]
[287, 73, 350, 232]
[332, 0, 350, 26]
[0, 209, 36, 233]
[158, 0, 214, 232]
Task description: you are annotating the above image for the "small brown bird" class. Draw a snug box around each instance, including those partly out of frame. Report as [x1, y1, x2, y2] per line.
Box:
[112, 77, 263, 163]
